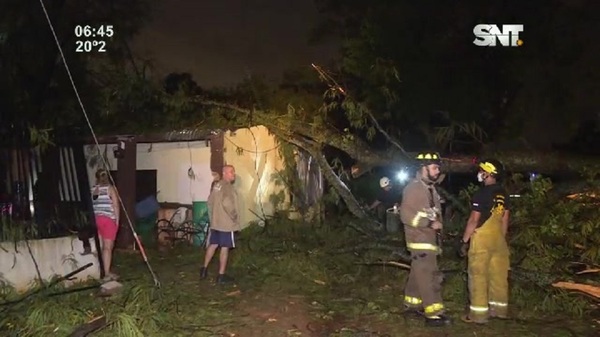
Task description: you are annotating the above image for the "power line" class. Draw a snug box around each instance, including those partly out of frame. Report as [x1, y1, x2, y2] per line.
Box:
[38, 0, 160, 287]
[224, 136, 281, 154]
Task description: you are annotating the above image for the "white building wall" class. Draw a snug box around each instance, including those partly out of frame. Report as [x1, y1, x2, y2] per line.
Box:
[84, 141, 212, 204]
[83, 125, 288, 227]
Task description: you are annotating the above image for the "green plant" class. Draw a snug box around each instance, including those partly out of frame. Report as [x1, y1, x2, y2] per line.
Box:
[511, 175, 600, 264]
[446, 172, 600, 317]
[0, 216, 38, 243]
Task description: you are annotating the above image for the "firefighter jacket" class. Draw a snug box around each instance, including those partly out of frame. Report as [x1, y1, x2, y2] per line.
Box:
[400, 172, 443, 252]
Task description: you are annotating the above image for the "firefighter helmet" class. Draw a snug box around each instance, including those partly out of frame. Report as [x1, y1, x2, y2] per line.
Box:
[479, 158, 504, 177]
[415, 152, 442, 166]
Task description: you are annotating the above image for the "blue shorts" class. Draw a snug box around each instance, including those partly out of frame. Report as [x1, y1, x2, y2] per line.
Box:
[208, 229, 236, 248]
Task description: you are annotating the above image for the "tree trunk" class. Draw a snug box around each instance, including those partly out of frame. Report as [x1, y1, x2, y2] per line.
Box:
[280, 134, 382, 236]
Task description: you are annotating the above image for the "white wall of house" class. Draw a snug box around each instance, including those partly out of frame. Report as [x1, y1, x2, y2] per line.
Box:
[84, 125, 288, 228]
[0, 236, 100, 292]
[84, 141, 212, 204]
[223, 125, 287, 228]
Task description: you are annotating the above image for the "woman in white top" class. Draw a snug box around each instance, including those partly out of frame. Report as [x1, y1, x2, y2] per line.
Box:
[91, 169, 120, 281]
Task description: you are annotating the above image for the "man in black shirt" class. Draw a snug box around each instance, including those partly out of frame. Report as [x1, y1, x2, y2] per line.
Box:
[460, 159, 510, 323]
[367, 177, 401, 231]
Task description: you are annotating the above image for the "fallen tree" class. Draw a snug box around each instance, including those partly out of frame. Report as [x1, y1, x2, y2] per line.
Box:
[196, 99, 600, 178]
[95, 62, 600, 313]
[191, 70, 600, 243]
[194, 98, 600, 237]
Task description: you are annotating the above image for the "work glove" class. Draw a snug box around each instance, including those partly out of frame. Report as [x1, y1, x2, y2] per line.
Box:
[458, 241, 469, 258]
[424, 207, 438, 221]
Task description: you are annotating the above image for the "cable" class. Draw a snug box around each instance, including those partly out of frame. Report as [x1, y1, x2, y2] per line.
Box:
[246, 127, 268, 222]
[224, 136, 280, 154]
[186, 142, 195, 201]
[239, 72, 273, 224]
[38, 0, 160, 287]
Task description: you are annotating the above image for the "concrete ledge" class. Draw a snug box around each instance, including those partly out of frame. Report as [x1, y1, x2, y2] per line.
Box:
[0, 236, 101, 292]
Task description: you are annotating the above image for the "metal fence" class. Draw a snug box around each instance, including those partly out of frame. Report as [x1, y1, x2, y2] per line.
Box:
[0, 143, 92, 239]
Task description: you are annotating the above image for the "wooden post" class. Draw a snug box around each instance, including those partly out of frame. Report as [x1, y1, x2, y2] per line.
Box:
[73, 143, 105, 278]
[115, 136, 136, 249]
[210, 132, 224, 176]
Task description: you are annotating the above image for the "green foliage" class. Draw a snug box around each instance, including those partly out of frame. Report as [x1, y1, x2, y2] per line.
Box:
[511, 175, 600, 265]
[27, 127, 54, 151]
[314, 0, 600, 148]
[0, 208, 89, 244]
[432, 122, 488, 153]
[0, 281, 166, 337]
[0, 0, 156, 137]
[93, 63, 200, 134]
[0, 217, 38, 243]
[1, 212, 597, 336]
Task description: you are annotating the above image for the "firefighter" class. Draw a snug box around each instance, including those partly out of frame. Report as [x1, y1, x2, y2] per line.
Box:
[460, 159, 510, 323]
[399, 152, 451, 327]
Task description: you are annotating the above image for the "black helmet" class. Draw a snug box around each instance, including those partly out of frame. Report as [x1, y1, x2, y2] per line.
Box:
[415, 151, 442, 166]
[478, 158, 504, 177]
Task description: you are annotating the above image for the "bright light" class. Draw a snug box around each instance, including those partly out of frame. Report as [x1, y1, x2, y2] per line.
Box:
[397, 170, 409, 183]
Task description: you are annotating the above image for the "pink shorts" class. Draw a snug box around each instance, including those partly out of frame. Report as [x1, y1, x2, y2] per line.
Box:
[96, 215, 118, 240]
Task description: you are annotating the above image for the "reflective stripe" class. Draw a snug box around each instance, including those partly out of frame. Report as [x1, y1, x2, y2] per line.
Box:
[469, 305, 489, 312]
[404, 296, 422, 305]
[424, 303, 444, 314]
[410, 211, 429, 227]
[489, 301, 507, 307]
[407, 243, 439, 251]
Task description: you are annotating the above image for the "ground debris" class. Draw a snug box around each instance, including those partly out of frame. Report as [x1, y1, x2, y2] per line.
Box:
[552, 281, 600, 300]
[67, 315, 107, 337]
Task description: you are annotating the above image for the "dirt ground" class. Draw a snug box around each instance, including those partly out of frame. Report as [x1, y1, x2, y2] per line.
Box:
[107, 244, 597, 337]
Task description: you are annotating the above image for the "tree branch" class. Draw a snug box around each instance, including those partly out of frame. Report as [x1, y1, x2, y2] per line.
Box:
[311, 63, 409, 156]
[196, 99, 395, 173]
[195, 99, 600, 176]
[279, 135, 382, 235]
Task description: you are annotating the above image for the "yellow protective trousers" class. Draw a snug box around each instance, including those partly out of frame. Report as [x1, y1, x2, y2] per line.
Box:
[467, 217, 510, 321]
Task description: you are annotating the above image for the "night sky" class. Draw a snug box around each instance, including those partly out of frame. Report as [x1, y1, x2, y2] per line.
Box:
[131, 0, 339, 88]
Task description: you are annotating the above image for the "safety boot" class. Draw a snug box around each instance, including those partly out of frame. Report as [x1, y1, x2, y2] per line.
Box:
[403, 306, 424, 318]
[425, 314, 452, 327]
[490, 308, 509, 320]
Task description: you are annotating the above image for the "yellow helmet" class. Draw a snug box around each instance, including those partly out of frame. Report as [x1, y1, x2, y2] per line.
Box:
[415, 151, 441, 166]
[478, 159, 503, 176]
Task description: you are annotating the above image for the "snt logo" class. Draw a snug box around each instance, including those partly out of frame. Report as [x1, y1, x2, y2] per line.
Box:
[473, 24, 524, 47]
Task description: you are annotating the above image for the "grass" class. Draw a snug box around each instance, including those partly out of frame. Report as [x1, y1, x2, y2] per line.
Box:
[0, 219, 598, 337]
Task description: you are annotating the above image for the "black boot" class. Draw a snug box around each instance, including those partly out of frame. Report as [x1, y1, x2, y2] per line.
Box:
[199, 267, 208, 279]
[425, 314, 452, 327]
[403, 307, 424, 318]
[216, 274, 234, 285]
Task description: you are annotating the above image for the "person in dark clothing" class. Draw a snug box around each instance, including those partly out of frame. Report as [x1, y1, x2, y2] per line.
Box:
[367, 177, 402, 230]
